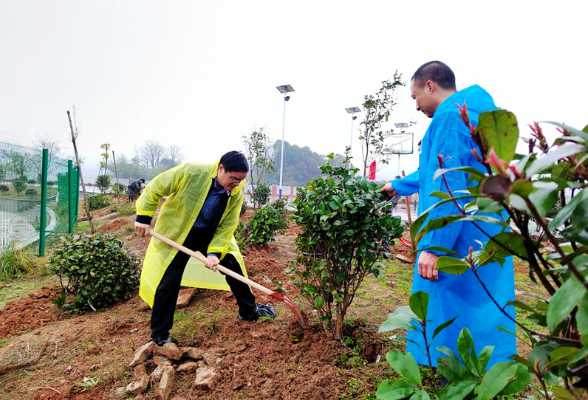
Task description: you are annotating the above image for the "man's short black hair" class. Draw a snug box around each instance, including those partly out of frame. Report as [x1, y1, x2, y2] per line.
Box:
[220, 151, 249, 172]
[411, 61, 456, 91]
[139, 178, 145, 183]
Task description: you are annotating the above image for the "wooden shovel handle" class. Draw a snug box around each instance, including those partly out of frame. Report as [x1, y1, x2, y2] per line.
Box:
[149, 229, 274, 296]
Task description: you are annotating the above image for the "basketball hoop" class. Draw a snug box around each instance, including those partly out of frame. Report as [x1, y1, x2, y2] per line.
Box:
[381, 130, 414, 175]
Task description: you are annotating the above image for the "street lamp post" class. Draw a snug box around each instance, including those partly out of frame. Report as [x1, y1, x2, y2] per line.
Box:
[276, 84, 295, 199]
[345, 107, 361, 165]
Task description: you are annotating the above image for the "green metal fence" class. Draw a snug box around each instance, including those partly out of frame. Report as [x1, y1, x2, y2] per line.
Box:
[0, 141, 79, 256]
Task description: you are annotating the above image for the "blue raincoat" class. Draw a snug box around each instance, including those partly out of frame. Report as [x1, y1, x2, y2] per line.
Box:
[392, 85, 516, 368]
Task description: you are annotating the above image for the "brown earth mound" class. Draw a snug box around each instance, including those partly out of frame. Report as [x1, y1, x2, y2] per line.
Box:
[0, 286, 64, 338]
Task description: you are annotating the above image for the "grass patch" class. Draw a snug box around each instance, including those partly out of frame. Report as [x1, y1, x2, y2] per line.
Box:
[73, 220, 104, 235]
[0, 243, 36, 280]
[122, 223, 135, 232]
[113, 201, 136, 216]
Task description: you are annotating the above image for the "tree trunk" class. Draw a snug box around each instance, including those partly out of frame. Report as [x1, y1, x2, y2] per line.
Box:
[112, 151, 121, 206]
[67, 111, 95, 234]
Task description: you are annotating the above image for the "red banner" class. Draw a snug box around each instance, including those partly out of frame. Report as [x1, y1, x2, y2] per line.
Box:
[368, 161, 376, 180]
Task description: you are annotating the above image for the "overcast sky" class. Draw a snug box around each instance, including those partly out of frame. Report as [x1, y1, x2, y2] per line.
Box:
[1, 0, 586, 182]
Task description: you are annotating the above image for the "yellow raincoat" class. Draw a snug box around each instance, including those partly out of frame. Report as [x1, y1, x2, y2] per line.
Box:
[136, 160, 248, 308]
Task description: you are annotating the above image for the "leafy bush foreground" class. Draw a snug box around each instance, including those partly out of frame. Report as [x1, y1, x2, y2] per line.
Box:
[50, 233, 141, 313]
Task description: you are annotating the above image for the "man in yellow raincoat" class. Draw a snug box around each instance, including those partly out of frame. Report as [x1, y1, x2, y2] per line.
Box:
[134, 151, 276, 346]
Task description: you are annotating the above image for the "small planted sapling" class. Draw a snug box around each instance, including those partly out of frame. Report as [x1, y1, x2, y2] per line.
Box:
[289, 154, 404, 338]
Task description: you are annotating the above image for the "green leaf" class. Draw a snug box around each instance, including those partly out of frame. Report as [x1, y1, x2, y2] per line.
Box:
[438, 381, 476, 400]
[474, 362, 518, 400]
[429, 191, 449, 199]
[476, 197, 504, 214]
[436, 256, 469, 275]
[409, 291, 429, 320]
[545, 346, 580, 368]
[497, 363, 533, 396]
[551, 161, 571, 179]
[457, 328, 482, 377]
[528, 340, 564, 370]
[568, 346, 588, 365]
[414, 246, 462, 258]
[385, 350, 422, 386]
[529, 181, 559, 217]
[474, 340, 496, 371]
[477, 110, 520, 161]
[415, 215, 508, 245]
[549, 188, 588, 230]
[546, 260, 588, 331]
[409, 195, 483, 242]
[378, 306, 420, 333]
[509, 179, 534, 197]
[527, 142, 585, 176]
[436, 347, 476, 383]
[478, 232, 526, 266]
[410, 390, 431, 400]
[433, 166, 486, 182]
[314, 296, 324, 310]
[432, 316, 457, 341]
[506, 300, 536, 313]
[560, 211, 588, 245]
[577, 293, 588, 347]
[376, 379, 417, 400]
[551, 386, 584, 400]
[543, 121, 588, 142]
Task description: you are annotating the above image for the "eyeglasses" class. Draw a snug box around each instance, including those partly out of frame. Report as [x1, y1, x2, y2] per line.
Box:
[226, 171, 244, 183]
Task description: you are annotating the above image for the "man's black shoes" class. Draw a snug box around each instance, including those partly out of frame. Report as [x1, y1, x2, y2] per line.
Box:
[151, 336, 179, 346]
[239, 303, 276, 322]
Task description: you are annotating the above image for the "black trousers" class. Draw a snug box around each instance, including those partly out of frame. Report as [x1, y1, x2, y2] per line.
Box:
[150, 228, 256, 339]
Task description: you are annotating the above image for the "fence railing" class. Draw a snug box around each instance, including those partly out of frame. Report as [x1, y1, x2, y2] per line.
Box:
[0, 141, 79, 255]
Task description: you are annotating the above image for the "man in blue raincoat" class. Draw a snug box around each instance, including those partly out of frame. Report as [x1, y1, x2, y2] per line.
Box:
[381, 61, 516, 368]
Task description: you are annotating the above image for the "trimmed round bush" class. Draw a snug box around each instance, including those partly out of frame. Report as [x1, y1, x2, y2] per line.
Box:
[0, 185, 9, 193]
[87, 193, 111, 210]
[25, 188, 37, 197]
[50, 233, 141, 313]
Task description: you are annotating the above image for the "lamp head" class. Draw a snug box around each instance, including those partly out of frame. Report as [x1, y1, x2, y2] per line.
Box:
[285, 96, 290, 101]
[352, 116, 357, 120]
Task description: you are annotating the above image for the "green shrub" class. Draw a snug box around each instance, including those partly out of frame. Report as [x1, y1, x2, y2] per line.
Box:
[50, 233, 141, 313]
[95, 175, 111, 194]
[252, 182, 271, 209]
[25, 188, 37, 197]
[240, 201, 248, 216]
[0, 185, 9, 194]
[87, 194, 111, 210]
[238, 203, 288, 247]
[0, 243, 35, 280]
[12, 180, 26, 196]
[27, 179, 36, 184]
[112, 182, 126, 196]
[113, 201, 136, 216]
[289, 154, 404, 338]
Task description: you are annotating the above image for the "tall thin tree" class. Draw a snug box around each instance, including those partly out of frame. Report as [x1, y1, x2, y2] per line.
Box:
[359, 72, 405, 177]
[67, 110, 95, 233]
